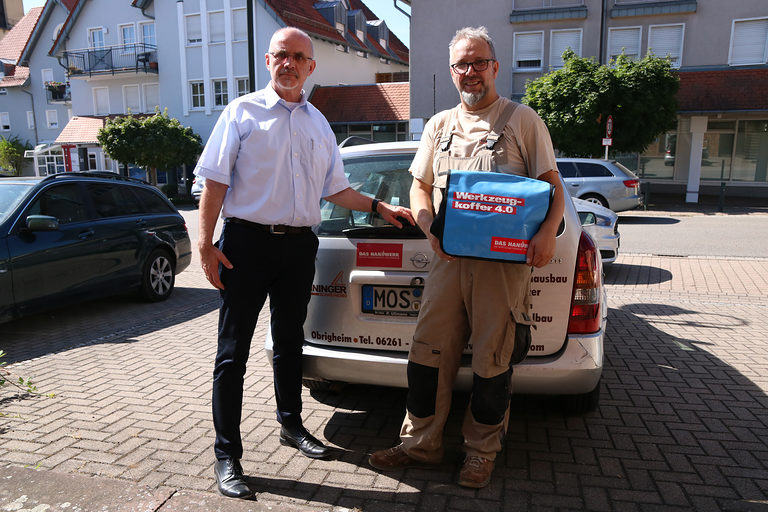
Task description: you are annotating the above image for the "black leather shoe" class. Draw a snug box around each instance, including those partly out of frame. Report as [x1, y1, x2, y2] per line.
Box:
[279, 424, 330, 459]
[214, 458, 253, 499]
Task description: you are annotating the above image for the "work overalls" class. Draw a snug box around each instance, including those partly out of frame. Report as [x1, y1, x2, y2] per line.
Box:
[400, 99, 534, 462]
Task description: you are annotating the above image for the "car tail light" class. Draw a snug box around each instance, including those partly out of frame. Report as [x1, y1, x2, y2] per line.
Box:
[568, 232, 601, 334]
[623, 179, 639, 189]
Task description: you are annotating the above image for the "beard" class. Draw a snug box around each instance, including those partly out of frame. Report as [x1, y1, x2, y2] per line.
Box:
[460, 82, 487, 107]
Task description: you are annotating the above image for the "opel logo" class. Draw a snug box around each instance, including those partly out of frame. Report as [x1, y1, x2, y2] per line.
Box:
[410, 253, 430, 269]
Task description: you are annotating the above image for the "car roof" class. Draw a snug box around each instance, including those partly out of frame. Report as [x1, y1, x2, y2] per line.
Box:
[0, 177, 43, 185]
[339, 140, 420, 158]
[556, 158, 617, 164]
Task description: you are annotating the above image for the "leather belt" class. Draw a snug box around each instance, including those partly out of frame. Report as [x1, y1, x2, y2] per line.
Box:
[226, 217, 311, 234]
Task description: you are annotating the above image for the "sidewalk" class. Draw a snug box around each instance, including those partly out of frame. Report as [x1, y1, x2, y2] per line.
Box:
[634, 191, 768, 216]
[1, 249, 767, 511]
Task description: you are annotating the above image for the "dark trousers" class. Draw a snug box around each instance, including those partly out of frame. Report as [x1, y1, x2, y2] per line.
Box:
[212, 221, 318, 461]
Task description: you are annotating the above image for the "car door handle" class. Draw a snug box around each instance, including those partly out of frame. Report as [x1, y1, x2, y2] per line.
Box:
[78, 229, 95, 240]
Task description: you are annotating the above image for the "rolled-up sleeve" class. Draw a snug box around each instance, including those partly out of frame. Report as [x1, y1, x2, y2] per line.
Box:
[194, 106, 241, 186]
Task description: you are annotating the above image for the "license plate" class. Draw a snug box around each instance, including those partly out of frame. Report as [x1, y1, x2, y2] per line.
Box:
[362, 284, 423, 317]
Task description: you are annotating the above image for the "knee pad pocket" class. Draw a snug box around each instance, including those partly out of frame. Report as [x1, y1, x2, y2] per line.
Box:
[406, 341, 441, 418]
[471, 370, 510, 425]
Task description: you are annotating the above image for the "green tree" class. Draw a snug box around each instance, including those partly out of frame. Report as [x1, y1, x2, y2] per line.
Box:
[523, 50, 679, 157]
[0, 136, 32, 176]
[98, 110, 202, 187]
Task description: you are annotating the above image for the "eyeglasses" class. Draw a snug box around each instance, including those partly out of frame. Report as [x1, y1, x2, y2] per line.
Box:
[269, 51, 314, 64]
[450, 59, 495, 74]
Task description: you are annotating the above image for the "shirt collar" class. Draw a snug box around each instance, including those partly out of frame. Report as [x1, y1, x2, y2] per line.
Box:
[265, 83, 307, 109]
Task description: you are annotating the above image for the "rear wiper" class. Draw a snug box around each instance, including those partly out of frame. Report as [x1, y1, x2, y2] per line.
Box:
[342, 224, 426, 239]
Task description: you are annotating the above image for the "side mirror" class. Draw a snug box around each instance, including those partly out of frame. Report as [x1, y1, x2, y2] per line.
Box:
[26, 215, 60, 231]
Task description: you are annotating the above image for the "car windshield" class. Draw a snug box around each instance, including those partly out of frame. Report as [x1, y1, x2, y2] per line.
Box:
[0, 183, 34, 224]
[317, 153, 424, 238]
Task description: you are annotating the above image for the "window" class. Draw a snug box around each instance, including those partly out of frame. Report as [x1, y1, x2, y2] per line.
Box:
[27, 111, 35, 129]
[186, 14, 202, 44]
[190, 81, 205, 108]
[141, 22, 156, 46]
[41, 68, 53, 85]
[120, 24, 136, 47]
[232, 9, 247, 41]
[729, 18, 768, 66]
[575, 162, 613, 178]
[123, 84, 141, 113]
[45, 110, 58, 129]
[513, 31, 544, 69]
[143, 83, 159, 112]
[0, 88, 6, 95]
[93, 87, 110, 115]
[236, 77, 249, 97]
[209, 11, 225, 43]
[648, 24, 684, 67]
[213, 79, 228, 107]
[0, 112, 9, 131]
[88, 153, 98, 170]
[89, 27, 105, 49]
[28, 184, 88, 224]
[608, 27, 641, 61]
[87, 183, 144, 218]
[550, 29, 582, 69]
[133, 187, 175, 214]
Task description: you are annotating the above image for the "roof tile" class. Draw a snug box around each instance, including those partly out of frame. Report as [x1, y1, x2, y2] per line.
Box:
[0, 7, 43, 62]
[310, 82, 409, 123]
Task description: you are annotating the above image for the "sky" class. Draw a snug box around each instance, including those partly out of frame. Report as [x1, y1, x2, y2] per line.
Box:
[21, 0, 411, 47]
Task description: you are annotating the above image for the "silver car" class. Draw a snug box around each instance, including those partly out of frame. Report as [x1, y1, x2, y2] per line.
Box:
[573, 197, 620, 264]
[265, 142, 607, 412]
[191, 176, 204, 206]
[557, 158, 642, 212]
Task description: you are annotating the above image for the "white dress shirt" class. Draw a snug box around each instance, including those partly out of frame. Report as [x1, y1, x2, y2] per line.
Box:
[194, 85, 350, 227]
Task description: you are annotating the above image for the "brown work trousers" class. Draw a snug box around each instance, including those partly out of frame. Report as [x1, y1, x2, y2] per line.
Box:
[400, 256, 532, 462]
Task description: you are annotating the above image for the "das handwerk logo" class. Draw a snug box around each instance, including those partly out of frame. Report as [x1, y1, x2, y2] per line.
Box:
[311, 271, 347, 297]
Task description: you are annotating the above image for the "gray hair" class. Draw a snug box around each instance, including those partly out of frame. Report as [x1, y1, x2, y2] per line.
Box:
[449, 26, 496, 60]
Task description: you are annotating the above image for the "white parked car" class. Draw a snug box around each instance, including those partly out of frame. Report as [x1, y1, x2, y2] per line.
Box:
[573, 197, 620, 264]
[265, 142, 607, 412]
[191, 176, 204, 206]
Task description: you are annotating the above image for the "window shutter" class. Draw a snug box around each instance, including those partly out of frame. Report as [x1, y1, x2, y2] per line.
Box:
[649, 25, 683, 66]
[730, 19, 768, 65]
[609, 28, 640, 59]
[515, 32, 543, 68]
[550, 30, 581, 69]
[209, 11, 225, 43]
[186, 15, 202, 44]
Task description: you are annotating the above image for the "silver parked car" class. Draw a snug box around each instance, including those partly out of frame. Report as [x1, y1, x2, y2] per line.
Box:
[191, 176, 204, 206]
[557, 158, 642, 212]
[265, 141, 607, 412]
[573, 197, 620, 264]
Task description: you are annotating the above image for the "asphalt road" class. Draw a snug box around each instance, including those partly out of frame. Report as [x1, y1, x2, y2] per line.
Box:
[617, 212, 768, 259]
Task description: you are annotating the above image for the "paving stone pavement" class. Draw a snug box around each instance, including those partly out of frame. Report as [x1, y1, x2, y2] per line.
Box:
[0, 248, 767, 511]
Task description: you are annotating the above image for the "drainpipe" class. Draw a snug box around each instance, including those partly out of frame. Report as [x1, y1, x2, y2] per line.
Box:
[599, 0, 607, 65]
[21, 88, 39, 146]
[393, 0, 410, 18]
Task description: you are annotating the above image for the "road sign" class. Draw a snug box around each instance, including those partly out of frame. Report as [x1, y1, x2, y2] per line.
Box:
[606, 115, 613, 138]
[602, 138, 613, 146]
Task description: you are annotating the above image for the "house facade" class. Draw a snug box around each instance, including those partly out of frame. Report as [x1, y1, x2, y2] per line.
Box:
[0, 0, 409, 180]
[406, 0, 768, 201]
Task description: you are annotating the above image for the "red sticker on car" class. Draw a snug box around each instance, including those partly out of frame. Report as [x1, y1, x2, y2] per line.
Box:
[357, 243, 403, 268]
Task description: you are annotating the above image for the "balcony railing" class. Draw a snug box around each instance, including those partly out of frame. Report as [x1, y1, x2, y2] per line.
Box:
[64, 43, 158, 77]
[45, 82, 71, 103]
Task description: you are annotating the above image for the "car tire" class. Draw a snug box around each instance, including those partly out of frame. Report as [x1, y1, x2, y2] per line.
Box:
[580, 193, 609, 209]
[140, 248, 175, 302]
[564, 379, 600, 414]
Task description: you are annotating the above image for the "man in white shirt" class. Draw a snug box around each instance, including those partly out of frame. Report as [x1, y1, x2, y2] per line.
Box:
[195, 27, 413, 499]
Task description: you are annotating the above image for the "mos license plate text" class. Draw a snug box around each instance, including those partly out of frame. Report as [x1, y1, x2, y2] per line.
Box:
[362, 285, 423, 317]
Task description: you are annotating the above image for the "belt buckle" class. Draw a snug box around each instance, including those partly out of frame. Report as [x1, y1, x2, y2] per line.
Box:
[269, 225, 287, 234]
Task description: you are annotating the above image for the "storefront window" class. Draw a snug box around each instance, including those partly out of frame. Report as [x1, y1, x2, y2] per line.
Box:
[733, 120, 768, 182]
[700, 132, 734, 181]
[637, 131, 675, 179]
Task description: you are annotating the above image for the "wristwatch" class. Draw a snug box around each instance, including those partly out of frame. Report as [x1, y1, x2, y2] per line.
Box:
[371, 198, 381, 213]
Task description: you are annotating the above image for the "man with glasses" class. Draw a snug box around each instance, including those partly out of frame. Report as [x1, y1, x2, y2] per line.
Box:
[369, 26, 564, 488]
[195, 27, 413, 499]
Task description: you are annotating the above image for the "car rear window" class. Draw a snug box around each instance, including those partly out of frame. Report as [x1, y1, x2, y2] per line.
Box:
[574, 163, 613, 178]
[318, 153, 424, 238]
[87, 183, 145, 218]
[132, 187, 176, 214]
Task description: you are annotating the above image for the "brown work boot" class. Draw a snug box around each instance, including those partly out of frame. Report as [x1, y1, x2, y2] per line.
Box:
[458, 455, 494, 488]
[369, 444, 430, 471]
